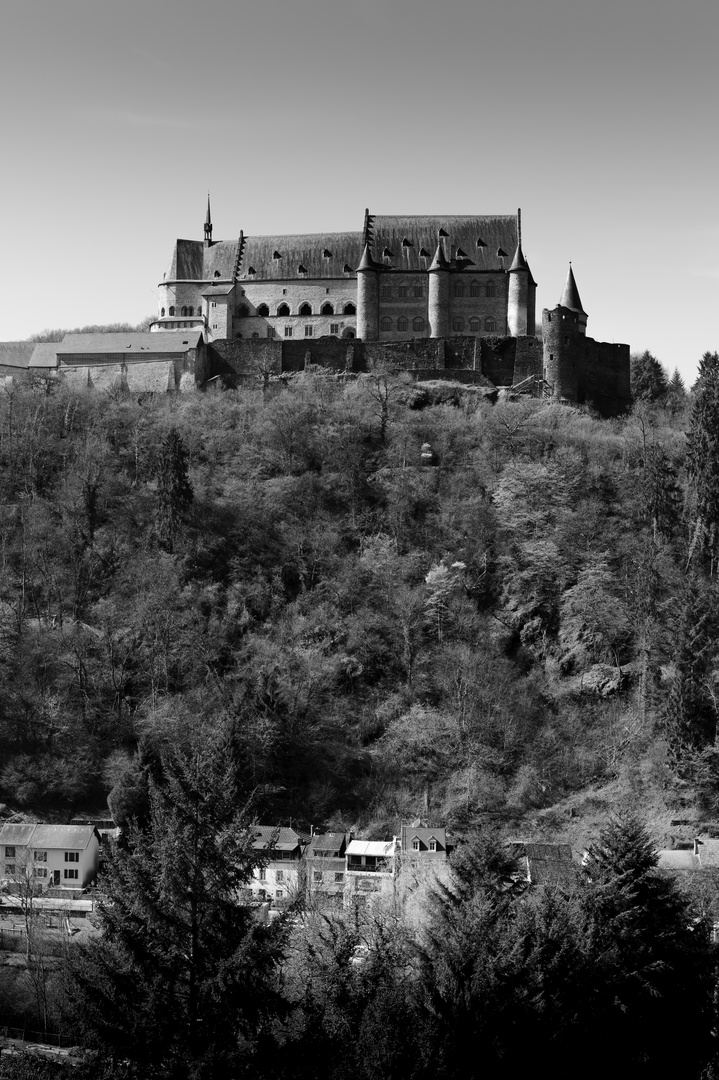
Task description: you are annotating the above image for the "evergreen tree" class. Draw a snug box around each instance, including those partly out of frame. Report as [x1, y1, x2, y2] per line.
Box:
[156, 427, 193, 552]
[665, 577, 718, 749]
[687, 352, 719, 571]
[630, 350, 669, 403]
[69, 737, 288, 1079]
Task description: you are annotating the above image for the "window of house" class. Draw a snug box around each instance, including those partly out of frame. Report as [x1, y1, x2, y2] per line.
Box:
[257, 304, 269, 317]
[414, 285, 424, 298]
[330, 323, 339, 335]
[485, 317, 496, 331]
[276, 870, 284, 882]
[380, 287, 392, 299]
[4, 847, 15, 859]
[276, 889, 284, 899]
[469, 317, 480, 332]
[64, 852, 79, 863]
[453, 284, 465, 298]
[321, 302, 334, 315]
[267, 327, 276, 339]
[34, 867, 48, 878]
[211, 302, 216, 308]
[305, 326, 313, 337]
[64, 868, 79, 880]
[299, 303, 312, 316]
[188, 307, 195, 316]
[412, 317, 424, 332]
[160, 307, 165, 317]
[485, 284, 496, 297]
[5, 864, 15, 875]
[344, 302, 356, 315]
[469, 284, 480, 297]
[453, 318, 465, 332]
[412, 838, 420, 852]
[334, 872, 344, 883]
[169, 306, 175, 316]
[313, 871, 323, 882]
[429, 839, 437, 852]
[277, 303, 290, 317]
[284, 326, 293, 337]
[380, 317, 392, 331]
[398, 286, 409, 298]
[258, 889, 267, 900]
[259, 868, 267, 881]
[33, 851, 47, 862]
[397, 316, 408, 332]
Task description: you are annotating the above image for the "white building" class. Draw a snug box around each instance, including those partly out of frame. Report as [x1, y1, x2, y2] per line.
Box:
[0, 823, 100, 892]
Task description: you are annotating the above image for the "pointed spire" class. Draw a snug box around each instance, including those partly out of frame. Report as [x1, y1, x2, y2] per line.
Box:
[509, 243, 529, 272]
[204, 193, 212, 244]
[356, 242, 380, 272]
[428, 240, 450, 272]
[559, 263, 585, 313]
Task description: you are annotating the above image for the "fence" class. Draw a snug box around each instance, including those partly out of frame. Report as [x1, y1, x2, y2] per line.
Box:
[0, 1024, 76, 1049]
[0, 927, 70, 956]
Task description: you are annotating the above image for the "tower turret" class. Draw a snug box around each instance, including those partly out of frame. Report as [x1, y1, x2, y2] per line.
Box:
[356, 243, 380, 340]
[507, 209, 535, 336]
[204, 194, 213, 246]
[428, 239, 450, 338]
[559, 263, 587, 335]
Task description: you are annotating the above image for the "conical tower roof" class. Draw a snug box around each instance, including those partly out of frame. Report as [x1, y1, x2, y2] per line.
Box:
[356, 242, 381, 272]
[508, 242, 529, 272]
[559, 264, 585, 313]
[428, 240, 450, 272]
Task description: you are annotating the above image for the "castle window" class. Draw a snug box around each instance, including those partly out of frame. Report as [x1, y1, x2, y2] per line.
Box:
[485, 284, 496, 297]
[453, 284, 465, 298]
[343, 264, 352, 274]
[383, 247, 394, 259]
[267, 327, 275, 339]
[469, 284, 480, 297]
[188, 307, 194, 316]
[238, 304, 249, 318]
[402, 237, 413, 247]
[398, 286, 409, 298]
[247, 266, 256, 276]
[305, 325, 313, 337]
[344, 302, 356, 315]
[169, 306, 175, 316]
[485, 317, 496, 331]
[380, 317, 392, 332]
[277, 303, 290, 316]
[299, 303, 312, 316]
[453, 318, 465, 332]
[323, 249, 332, 258]
[257, 304, 269, 317]
[469, 317, 480, 332]
[380, 287, 392, 299]
[214, 271, 221, 278]
[414, 285, 424, 298]
[330, 323, 339, 335]
[284, 326, 293, 337]
[160, 307, 165, 317]
[273, 251, 282, 260]
[321, 302, 334, 315]
[397, 316, 408, 332]
[181, 306, 187, 316]
[413, 317, 425, 332]
[298, 264, 308, 276]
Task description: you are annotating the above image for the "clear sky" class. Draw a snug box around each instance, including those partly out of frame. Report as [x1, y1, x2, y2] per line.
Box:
[1, 0, 716, 382]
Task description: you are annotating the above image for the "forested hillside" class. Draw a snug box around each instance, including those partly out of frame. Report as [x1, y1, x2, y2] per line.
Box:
[0, 359, 715, 840]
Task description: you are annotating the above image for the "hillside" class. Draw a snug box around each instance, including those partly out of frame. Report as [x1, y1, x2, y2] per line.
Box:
[0, 367, 710, 851]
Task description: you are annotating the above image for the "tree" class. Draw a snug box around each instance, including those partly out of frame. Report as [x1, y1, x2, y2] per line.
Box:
[687, 352, 719, 572]
[156, 428, 193, 553]
[666, 367, 687, 415]
[630, 350, 668, 403]
[665, 577, 718, 749]
[69, 736, 288, 1078]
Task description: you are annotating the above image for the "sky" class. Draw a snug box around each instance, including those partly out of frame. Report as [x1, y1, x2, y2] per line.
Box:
[1, 0, 716, 382]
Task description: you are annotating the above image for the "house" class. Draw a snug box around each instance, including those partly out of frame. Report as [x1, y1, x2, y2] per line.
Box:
[0, 823, 100, 892]
[345, 839, 398, 905]
[400, 820, 449, 867]
[305, 832, 349, 907]
[508, 841, 576, 885]
[248, 826, 308, 905]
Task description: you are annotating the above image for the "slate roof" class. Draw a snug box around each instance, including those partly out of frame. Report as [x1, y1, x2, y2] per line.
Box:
[559, 265, 585, 313]
[508, 841, 576, 885]
[238, 232, 364, 281]
[164, 239, 240, 282]
[307, 832, 347, 856]
[0, 823, 97, 849]
[0, 342, 36, 369]
[251, 826, 305, 853]
[30, 342, 61, 368]
[371, 215, 518, 272]
[57, 331, 202, 356]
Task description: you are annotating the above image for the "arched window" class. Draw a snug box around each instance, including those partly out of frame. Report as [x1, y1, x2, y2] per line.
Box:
[169, 306, 175, 316]
[277, 303, 290, 317]
[485, 317, 496, 331]
[299, 303, 312, 316]
[343, 328, 355, 338]
[187, 307, 194, 317]
[237, 304, 249, 318]
[380, 316, 392, 331]
[257, 303, 269, 317]
[214, 270, 221, 278]
[344, 302, 356, 315]
[181, 306, 187, 316]
[453, 284, 465, 298]
[321, 302, 334, 315]
[412, 316, 425, 333]
[160, 307, 165, 317]
[485, 284, 496, 297]
[397, 316, 408, 332]
[469, 283, 480, 297]
[469, 317, 480, 332]
[453, 317, 465, 332]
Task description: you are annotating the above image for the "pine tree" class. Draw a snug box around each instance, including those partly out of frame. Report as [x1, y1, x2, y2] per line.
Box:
[69, 737, 288, 1078]
[687, 352, 719, 571]
[156, 427, 193, 552]
[630, 350, 669, 403]
[665, 577, 718, 749]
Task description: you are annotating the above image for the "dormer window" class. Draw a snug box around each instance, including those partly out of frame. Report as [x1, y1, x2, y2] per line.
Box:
[497, 248, 508, 258]
[383, 247, 394, 259]
[476, 237, 487, 248]
[402, 237, 413, 247]
[214, 270, 221, 277]
[343, 264, 352, 274]
[412, 837, 420, 852]
[323, 249, 332, 258]
[438, 228, 449, 237]
[419, 247, 430, 258]
[428, 837, 437, 852]
[298, 264, 308, 276]
[247, 266, 256, 276]
[273, 251, 282, 260]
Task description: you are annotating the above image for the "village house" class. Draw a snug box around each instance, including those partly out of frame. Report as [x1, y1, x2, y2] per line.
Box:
[399, 820, 449, 867]
[304, 832, 350, 907]
[0, 823, 100, 893]
[248, 826, 308, 905]
[345, 839, 398, 906]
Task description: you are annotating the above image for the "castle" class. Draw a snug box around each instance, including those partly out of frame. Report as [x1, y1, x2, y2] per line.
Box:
[151, 200, 631, 415]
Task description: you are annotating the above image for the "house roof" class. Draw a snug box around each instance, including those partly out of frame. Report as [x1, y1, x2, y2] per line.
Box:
[657, 849, 701, 871]
[238, 232, 365, 282]
[308, 832, 347, 853]
[30, 342, 61, 368]
[402, 825, 447, 848]
[57, 332, 202, 356]
[0, 823, 97, 849]
[346, 840, 395, 857]
[0, 342, 36, 369]
[371, 215, 518, 272]
[251, 826, 304, 852]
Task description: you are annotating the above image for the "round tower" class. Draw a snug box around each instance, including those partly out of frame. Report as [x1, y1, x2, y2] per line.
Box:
[356, 243, 380, 340]
[507, 209, 534, 336]
[428, 240, 450, 338]
[542, 264, 587, 401]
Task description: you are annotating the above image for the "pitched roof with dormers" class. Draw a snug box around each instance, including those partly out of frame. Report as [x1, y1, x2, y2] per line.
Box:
[237, 232, 365, 281]
[164, 239, 240, 283]
[371, 215, 518, 272]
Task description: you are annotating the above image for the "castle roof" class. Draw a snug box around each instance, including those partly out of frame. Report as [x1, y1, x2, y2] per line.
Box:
[164, 239, 240, 282]
[371, 215, 518, 271]
[509, 242, 529, 272]
[559, 265, 585, 314]
[238, 232, 365, 281]
[30, 342, 62, 368]
[428, 240, 450, 272]
[57, 331, 202, 356]
[0, 342, 36, 369]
